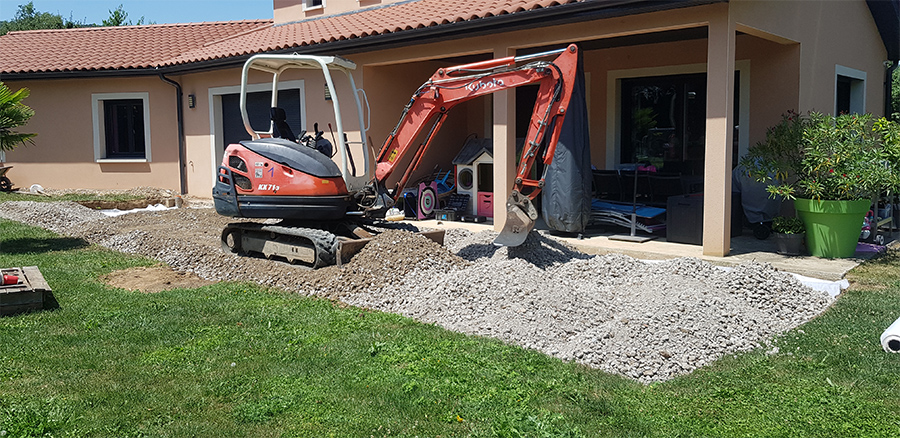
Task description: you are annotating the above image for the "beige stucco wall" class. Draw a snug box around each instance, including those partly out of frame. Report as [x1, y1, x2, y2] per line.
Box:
[735, 34, 801, 147]
[2, 76, 181, 192]
[731, 0, 888, 115]
[274, 0, 404, 24]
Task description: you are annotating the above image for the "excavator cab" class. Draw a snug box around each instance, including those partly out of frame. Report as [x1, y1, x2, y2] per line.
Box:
[213, 53, 371, 222]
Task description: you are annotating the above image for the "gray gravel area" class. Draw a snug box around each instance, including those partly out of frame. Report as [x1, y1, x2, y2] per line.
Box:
[0, 200, 834, 383]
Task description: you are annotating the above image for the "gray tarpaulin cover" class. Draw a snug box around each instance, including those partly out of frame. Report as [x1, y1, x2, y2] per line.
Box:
[541, 51, 591, 233]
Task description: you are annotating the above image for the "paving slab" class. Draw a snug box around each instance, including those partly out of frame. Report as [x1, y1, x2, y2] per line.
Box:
[415, 218, 895, 281]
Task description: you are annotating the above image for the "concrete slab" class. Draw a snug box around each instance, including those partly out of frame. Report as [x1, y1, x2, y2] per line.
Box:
[414, 218, 896, 281]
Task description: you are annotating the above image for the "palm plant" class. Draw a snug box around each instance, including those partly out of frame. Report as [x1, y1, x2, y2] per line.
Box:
[0, 81, 37, 152]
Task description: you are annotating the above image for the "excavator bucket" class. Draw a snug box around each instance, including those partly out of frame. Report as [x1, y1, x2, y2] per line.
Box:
[337, 229, 445, 266]
[493, 191, 538, 247]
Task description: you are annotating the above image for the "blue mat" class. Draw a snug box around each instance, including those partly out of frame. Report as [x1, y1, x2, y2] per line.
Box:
[591, 200, 665, 219]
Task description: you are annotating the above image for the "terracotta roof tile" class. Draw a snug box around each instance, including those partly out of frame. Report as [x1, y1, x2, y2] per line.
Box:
[168, 0, 584, 65]
[1, 0, 587, 74]
[0, 20, 271, 74]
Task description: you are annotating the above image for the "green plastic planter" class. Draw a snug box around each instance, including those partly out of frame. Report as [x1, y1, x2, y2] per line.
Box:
[794, 198, 870, 258]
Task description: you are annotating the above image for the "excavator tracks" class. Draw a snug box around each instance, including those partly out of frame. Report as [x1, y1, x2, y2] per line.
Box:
[221, 223, 339, 269]
[220, 221, 446, 269]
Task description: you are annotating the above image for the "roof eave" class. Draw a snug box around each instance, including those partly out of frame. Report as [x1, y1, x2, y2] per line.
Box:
[276, 0, 726, 57]
[0, 67, 169, 80]
[866, 0, 900, 61]
[1, 0, 726, 79]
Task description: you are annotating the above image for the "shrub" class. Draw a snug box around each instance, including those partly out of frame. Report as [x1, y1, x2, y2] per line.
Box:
[741, 112, 900, 201]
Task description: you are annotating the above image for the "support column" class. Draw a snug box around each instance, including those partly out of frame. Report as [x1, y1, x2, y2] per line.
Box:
[702, 7, 736, 256]
[492, 47, 517, 231]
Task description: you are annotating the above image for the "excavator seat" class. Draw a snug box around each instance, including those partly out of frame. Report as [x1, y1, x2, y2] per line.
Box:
[270, 107, 296, 142]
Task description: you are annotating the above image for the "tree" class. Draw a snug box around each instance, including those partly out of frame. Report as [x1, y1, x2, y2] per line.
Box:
[102, 4, 148, 27]
[0, 82, 37, 152]
[0, 2, 85, 36]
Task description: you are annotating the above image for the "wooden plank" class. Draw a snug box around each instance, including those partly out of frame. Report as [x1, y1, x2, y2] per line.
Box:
[22, 266, 51, 292]
[0, 290, 42, 306]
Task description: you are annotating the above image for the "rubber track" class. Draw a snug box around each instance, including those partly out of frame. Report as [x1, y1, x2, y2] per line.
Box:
[226, 223, 339, 268]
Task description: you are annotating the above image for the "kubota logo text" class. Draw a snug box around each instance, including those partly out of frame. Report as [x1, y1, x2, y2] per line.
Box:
[467, 78, 504, 92]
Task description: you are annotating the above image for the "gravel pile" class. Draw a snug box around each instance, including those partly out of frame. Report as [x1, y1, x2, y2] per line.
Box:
[0, 200, 835, 382]
[0, 201, 106, 234]
[348, 229, 832, 381]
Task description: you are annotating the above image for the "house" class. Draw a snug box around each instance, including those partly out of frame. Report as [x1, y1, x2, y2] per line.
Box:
[1, 0, 897, 257]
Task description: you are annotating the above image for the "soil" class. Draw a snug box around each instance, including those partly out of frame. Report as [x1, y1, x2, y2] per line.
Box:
[77, 199, 166, 210]
[100, 266, 214, 293]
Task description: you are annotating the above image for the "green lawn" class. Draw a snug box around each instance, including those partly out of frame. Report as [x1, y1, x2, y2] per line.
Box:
[1, 217, 898, 437]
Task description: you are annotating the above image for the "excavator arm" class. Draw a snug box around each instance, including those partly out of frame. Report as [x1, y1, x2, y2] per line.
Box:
[367, 44, 579, 246]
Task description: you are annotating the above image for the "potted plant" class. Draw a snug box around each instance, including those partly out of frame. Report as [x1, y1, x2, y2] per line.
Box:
[740, 112, 900, 258]
[771, 216, 805, 256]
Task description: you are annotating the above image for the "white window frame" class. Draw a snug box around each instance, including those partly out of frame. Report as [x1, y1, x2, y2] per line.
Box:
[303, 0, 324, 11]
[208, 80, 306, 185]
[91, 92, 152, 162]
[834, 65, 866, 115]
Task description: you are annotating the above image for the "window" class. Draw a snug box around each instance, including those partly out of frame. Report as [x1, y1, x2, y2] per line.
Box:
[619, 71, 741, 175]
[92, 93, 151, 161]
[835, 65, 866, 115]
[303, 0, 324, 10]
[104, 99, 145, 158]
[620, 73, 707, 175]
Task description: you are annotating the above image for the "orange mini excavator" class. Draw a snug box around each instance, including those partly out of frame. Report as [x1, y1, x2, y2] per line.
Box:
[213, 45, 579, 267]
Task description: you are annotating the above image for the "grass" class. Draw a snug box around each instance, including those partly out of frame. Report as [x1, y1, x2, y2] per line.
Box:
[0, 216, 899, 437]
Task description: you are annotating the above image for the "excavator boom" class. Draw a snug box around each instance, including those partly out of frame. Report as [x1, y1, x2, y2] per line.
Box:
[371, 44, 579, 246]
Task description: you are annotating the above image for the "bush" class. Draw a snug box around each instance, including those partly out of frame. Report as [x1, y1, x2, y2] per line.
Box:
[741, 112, 900, 201]
[771, 216, 804, 234]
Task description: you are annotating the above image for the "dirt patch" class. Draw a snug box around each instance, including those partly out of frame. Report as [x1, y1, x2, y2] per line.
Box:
[101, 266, 215, 293]
[306, 229, 469, 300]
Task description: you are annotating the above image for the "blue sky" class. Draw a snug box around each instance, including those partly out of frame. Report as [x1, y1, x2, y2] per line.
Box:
[1, 0, 273, 25]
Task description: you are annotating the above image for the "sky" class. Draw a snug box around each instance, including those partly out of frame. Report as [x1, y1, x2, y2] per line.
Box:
[0, 0, 273, 25]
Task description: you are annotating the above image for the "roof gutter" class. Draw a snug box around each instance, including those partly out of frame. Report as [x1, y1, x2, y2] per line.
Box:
[887, 61, 898, 119]
[158, 73, 188, 195]
[1, 0, 723, 80]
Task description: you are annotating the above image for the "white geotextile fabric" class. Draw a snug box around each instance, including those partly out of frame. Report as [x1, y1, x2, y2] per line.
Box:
[881, 316, 900, 353]
[100, 204, 173, 217]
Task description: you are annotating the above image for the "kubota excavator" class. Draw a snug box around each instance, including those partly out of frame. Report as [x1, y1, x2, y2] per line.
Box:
[213, 44, 579, 267]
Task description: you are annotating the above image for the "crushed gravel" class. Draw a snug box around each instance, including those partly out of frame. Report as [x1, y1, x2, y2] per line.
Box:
[0, 200, 835, 383]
